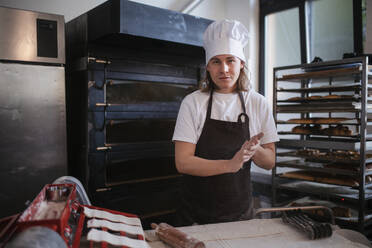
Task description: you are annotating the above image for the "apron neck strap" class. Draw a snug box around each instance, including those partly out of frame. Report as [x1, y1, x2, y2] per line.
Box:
[206, 90, 247, 119]
[238, 91, 247, 114]
[206, 90, 214, 119]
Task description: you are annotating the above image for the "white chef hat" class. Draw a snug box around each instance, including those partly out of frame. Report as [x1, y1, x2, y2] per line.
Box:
[203, 19, 249, 64]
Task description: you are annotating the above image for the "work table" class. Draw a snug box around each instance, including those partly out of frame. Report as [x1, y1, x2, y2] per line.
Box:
[145, 218, 370, 248]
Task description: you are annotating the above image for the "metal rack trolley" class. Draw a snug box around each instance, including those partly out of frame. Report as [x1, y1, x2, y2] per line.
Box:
[272, 57, 372, 238]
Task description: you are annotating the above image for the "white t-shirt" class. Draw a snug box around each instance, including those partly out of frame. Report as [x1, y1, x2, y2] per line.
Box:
[172, 89, 279, 145]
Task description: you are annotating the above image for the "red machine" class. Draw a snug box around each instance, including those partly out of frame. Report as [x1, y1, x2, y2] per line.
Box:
[0, 181, 146, 248]
[18, 184, 77, 244]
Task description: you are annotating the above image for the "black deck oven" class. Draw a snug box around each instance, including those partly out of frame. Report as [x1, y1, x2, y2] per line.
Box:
[65, 0, 211, 227]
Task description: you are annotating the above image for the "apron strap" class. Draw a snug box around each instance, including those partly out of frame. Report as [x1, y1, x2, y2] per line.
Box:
[207, 90, 248, 123]
[206, 90, 214, 119]
[238, 91, 247, 113]
[238, 91, 249, 124]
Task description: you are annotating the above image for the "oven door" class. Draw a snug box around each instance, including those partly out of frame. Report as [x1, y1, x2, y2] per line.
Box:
[86, 59, 199, 225]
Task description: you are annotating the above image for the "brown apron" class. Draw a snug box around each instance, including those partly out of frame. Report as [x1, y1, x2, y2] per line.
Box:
[178, 90, 253, 225]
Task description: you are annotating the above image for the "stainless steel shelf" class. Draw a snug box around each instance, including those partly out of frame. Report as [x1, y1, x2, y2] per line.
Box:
[277, 65, 361, 82]
[276, 159, 359, 177]
[278, 138, 372, 151]
[277, 131, 360, 139]
[277, 151, 365, 164]
[274, 57, 371, 231]
[277, 84, 361, 93]
[277, 181, 372, 201]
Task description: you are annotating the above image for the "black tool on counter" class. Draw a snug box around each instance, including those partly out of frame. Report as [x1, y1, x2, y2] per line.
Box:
[282, 210, 333, 240]
[254, 206, 334, 240]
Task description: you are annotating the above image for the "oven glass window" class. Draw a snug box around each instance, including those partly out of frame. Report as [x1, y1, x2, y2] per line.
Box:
[106, 80, 195, 104]
[106, 157, 178, 185]
[106, 119, 176, 143]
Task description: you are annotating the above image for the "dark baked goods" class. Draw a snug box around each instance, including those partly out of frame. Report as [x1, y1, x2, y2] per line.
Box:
[292, 125, 311, 134]
[332, 207, 352, 218]
[291, 124, 352, 136]
[322, 94, 353, 100]
[287, 118, 314, 124]
[287, 118, 351, 124]
[280, 170, 359, 187]
[322, 95, 341, 99]
[286, 96, 302, 101]
[313, 118, 351, 124]
[296, 149, 320, 156]
[291, 124, 322, 134]
[322, 125, 352, 136]
[307, 95, 322, 100]
[295, 149, 371, 162]
[327, 150, 360, 161]
[323, 163, 359, 171]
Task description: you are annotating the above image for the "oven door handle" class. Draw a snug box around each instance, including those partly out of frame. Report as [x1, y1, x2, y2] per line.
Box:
[96, 146, 112, 151]
[96, 103, 111, 107]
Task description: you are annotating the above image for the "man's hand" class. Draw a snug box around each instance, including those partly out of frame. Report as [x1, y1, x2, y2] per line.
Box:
[227, 132, 264, 173]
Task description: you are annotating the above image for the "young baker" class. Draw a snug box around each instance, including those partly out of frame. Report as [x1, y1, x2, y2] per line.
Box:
[172, 19, 279, 225]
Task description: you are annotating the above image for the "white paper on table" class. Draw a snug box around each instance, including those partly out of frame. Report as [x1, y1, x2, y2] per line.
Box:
[83, 207, 142, 226]
[87, 228, 150, 248]
[87, 218, 145, 236]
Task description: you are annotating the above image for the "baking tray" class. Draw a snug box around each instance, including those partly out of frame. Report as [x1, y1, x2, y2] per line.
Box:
[277, 65, 361, 82]
[278, 170, 370, 187]
[276, 104, 362, 113]
[277, 138, 372, 151]
[277, 102, 372, 113]
[277, 84, 362, 93]
[277, 118, 358, 125]
[277, 131, 359, 139]
[276, 150, 372, 164]
[277, 181, 372, 201]
[276, 159, 360, 176]
[278, 95, 359, 103]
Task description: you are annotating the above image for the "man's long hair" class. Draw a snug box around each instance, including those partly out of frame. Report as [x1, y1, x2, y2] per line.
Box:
[200, 66, 251, 92]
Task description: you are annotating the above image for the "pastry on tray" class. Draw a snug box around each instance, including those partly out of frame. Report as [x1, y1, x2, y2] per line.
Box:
[291, 124, 321, 134]
[323, 162, 359, 171]
[326, 150, 361, 161]
[294, 149, 372, 162]
[280, 170, 359, 187]
[287, 117, 352, 124]
[283, 94, 353, 102]
[290, 124, 352, 136]
[286, 96, 302, 101]
[322, 125, 352, 136]
[322, 94, 343, 99]
[307, 95, 322, 100]
[295, 149, 325, 157]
